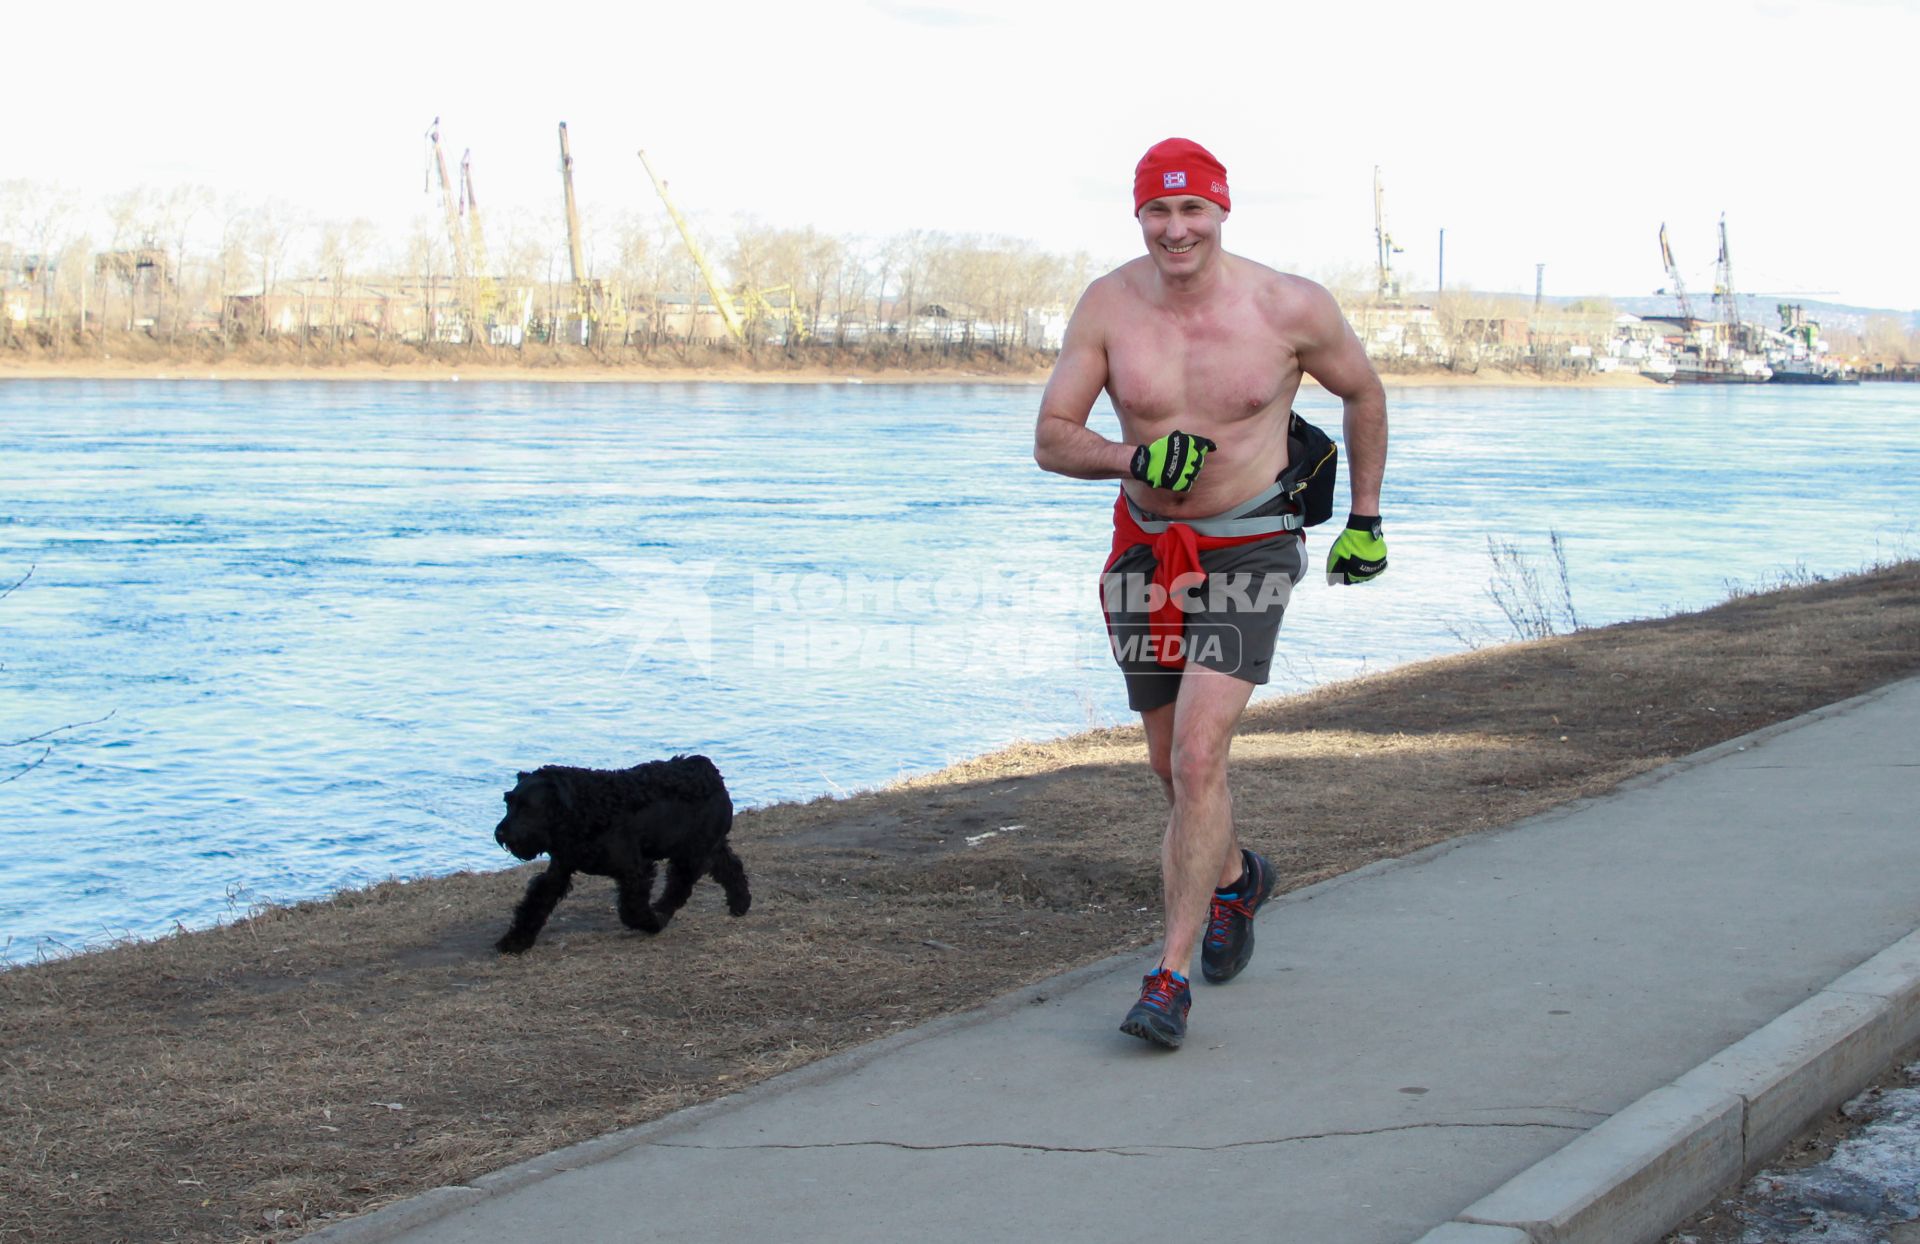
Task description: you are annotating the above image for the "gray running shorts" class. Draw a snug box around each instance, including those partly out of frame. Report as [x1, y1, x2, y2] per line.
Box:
[1101, 491, 1308, 712]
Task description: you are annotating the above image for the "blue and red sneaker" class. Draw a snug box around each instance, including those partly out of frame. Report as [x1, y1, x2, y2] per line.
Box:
[1201, 848, 1276, 984]
[1120, 967, 1192, 1049]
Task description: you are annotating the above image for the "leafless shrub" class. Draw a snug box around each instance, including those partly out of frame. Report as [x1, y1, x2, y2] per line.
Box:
[2, 566, 116, 784]
[1485, 531, 1582, 641]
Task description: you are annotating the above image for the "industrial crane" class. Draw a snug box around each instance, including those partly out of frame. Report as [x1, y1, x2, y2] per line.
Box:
[460, 149, 500, 325]
[426, 118, 480, 339]
[554, 123, 626, 343]
[637, 149, 747, 344]
[635, 151, 809, 345]
[1712, 213, 1741, 333]
[557, 122, 589, 333]
[1373, 166, 1404, 302]
[1657, 222, 1696, 323]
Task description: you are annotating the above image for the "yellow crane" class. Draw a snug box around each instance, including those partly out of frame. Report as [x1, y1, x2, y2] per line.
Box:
[460, 149, 500, 325]
[554, 123, 627, 344]
[740, 283, 807, 343]
[637, 149, 747, 343]
[636, 150, 807, 345]
[426, 117, 480, 339]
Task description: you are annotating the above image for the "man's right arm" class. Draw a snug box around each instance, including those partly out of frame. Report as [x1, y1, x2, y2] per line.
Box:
[1033, 284, 1134, 480]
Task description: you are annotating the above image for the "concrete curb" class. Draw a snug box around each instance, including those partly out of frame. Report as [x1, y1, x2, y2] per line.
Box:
[1415, 927, 1920, 1244]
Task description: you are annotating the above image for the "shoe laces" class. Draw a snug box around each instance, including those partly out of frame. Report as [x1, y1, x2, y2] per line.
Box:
[1206, 893, 1255, 948]
[1141, 969, 1186, 1012]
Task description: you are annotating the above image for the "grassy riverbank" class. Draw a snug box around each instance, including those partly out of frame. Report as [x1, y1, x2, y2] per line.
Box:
[5, 561, 1916, 1243]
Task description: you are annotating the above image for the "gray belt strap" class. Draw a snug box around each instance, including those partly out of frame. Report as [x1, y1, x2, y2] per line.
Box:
[1124, 481, 1302, 537]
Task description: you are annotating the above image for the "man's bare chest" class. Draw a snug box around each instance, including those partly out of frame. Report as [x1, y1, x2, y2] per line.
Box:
[1105, 319, 1298, 424]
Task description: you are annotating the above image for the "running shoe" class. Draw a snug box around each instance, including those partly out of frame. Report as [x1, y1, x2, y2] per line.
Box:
[1119, 967, 1191, 1049]
[1201, 847, 1275, 984]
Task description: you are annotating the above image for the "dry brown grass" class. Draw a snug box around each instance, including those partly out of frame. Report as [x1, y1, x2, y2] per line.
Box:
[4, 562, 1919, 1243]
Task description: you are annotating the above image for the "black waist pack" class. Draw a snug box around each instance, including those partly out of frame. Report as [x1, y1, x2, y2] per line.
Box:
[1278, 410, 1338, 527]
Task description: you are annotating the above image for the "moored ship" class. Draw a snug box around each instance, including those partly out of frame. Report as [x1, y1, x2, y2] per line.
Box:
[1767, 362, 1859, 385]
[1663, 356, 1773, 383]
[1768, 305, 1859, 384]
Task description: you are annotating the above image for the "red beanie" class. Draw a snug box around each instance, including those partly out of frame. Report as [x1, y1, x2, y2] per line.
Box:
[1133, 138, 1230, 214]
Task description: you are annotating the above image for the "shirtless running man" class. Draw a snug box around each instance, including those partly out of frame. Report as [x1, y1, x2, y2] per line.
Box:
[1033, 137, 1389, 1049]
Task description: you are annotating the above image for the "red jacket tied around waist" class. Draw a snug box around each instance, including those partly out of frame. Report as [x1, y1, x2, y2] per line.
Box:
[1105, 491, 1288, 670]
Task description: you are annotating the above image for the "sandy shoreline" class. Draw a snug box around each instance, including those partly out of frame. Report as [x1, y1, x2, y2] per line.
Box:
[0, 358, 1661, 388]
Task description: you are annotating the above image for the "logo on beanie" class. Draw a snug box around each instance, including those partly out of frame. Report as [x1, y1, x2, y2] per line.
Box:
[1163, 171, 1187, 190]
[1211, 180, 1228, 197]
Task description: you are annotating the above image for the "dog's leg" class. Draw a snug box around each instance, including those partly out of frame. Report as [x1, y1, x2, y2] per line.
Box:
[709, 844, 752, 917]
[652, 857, 702, 923]
[615, 861, 664, 934]
[497, 864, 574, 954]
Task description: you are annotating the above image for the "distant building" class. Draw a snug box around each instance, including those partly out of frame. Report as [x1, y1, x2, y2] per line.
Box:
[224, 277, 430, 340]
[1024, 306, 1067, 350]
[1348, 302, 1449, 364]
[94, 248, 173, 327]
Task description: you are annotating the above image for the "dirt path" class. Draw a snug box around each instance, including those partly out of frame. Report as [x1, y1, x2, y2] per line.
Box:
[3, 563, 1917, 1243]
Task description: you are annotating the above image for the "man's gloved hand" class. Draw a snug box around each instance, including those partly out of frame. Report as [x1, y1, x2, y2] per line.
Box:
[1130, 430, 1218, 493]
[1325, 514, 1388, 585]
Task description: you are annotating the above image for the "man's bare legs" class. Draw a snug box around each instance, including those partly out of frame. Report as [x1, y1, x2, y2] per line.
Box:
[1140, 665, 1256, 978]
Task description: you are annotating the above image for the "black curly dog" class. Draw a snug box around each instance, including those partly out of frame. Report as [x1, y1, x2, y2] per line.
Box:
[492, 755, 750, 953]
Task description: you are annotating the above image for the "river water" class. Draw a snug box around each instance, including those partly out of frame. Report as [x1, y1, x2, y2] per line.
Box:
[2, 379, 1916, 962]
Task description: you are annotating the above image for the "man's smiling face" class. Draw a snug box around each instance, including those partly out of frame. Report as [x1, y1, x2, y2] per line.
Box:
[1138, 194, 1227, 278]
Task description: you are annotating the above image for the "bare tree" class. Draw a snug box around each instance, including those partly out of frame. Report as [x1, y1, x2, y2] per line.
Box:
[833, 235, 880, 346]
[317, 218, 376, 348]
[213, 196, 253, 343]
[3, 180, 78, 336]
[158, 186, 212, 339]
[405, 214, 451, 345]
[102, 187, 161, 332]
[247, 200, 301, 338]
[801, 228, 842, 343]
[1864, 315, 1915, 365]
[2, 176, 1092, 368]
[889, 229, 931, 353]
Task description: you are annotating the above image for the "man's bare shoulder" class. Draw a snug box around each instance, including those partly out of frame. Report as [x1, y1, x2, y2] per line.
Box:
[1096, 258, 1160, 300]
[1236, 261, 1336, 319]
[1072, 260, 1156, 323]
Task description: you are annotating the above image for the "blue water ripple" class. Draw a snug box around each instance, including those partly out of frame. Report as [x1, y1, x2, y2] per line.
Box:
[3, 378, 1918, 962]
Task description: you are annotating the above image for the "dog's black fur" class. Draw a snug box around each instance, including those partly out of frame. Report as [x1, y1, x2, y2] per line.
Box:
[492, 754, 749, 953]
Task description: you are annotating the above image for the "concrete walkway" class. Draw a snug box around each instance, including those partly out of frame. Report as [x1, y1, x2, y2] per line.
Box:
[317, 678, 1920, 1244]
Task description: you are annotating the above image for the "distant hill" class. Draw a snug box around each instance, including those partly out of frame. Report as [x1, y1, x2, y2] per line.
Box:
[1608, 295, 1917, 334]
[1402, 291, 1918, 333]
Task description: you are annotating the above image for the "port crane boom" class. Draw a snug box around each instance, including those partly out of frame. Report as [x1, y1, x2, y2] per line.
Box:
[461, 149, 500, 324]
[546, 124, 630, 342]
[637, 149, 747, 344]
[1712, 213, 1741, 332]
[427, 117, 479, 335]
[1373, 166, 1404, 301]
[1657, 222, 1695, 322]
[556, 123, 591, 332]
[557, 124, 588, 292]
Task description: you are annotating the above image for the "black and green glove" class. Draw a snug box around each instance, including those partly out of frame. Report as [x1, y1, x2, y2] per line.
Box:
[1130, 430, 1218, 493]
[1325, 514, 1388, 585]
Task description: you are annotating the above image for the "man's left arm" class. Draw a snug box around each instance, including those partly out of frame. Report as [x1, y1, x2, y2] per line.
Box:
[1293, 281, 1390, 584]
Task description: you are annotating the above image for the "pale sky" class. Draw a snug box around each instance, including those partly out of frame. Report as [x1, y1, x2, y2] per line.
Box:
[7, 0, 1917, 310]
